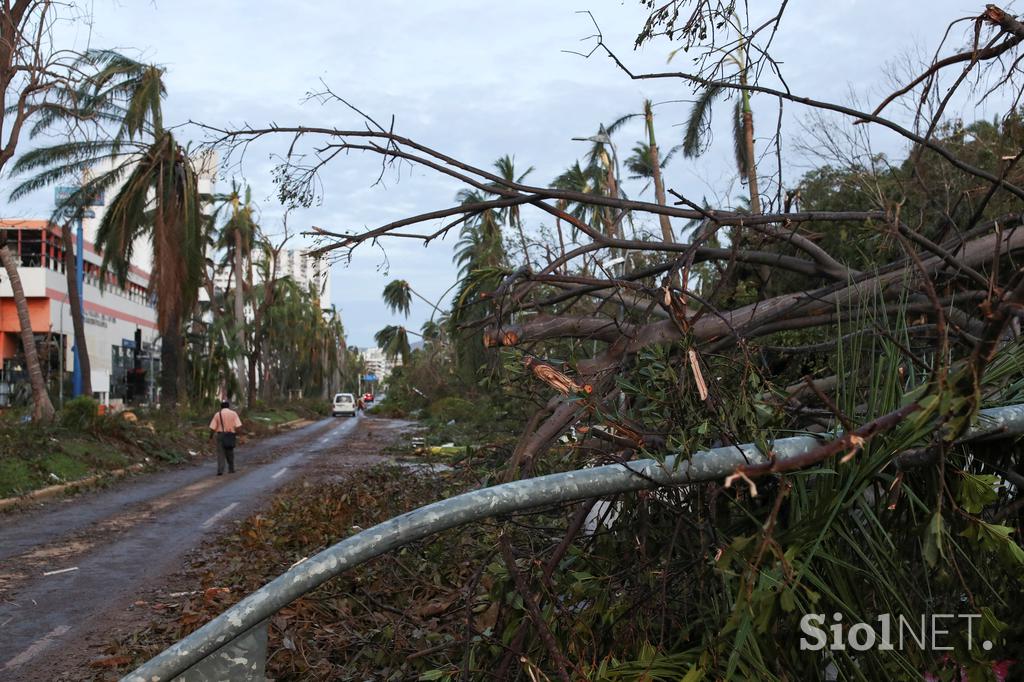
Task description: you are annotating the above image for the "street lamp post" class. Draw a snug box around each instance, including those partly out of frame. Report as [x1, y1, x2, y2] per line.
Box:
[56, 185, 100, 399]
[71, 213, 84, 398]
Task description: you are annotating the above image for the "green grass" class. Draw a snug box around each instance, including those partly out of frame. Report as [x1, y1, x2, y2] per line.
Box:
[0, 406, 210, 498]
[0, 456, 39, 496]
[0, 399, 313, 500]
[64, 439, 129, 468]
[41, 452, 90, 482]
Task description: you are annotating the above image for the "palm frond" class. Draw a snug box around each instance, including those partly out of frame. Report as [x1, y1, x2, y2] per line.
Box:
[382, 279, 413, 317]
[682, 84, 724, 158]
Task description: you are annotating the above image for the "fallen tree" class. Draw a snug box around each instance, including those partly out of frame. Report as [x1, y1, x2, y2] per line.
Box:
[189, 2, 1024, 678]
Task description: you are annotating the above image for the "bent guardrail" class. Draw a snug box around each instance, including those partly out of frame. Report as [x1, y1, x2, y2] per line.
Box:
[124, 403, 1024, 682]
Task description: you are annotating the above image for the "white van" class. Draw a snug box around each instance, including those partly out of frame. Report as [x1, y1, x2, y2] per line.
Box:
[332, 393, 357, 417]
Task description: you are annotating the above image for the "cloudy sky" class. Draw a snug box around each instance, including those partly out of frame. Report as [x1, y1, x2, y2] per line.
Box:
[7, 1, 1013, 346]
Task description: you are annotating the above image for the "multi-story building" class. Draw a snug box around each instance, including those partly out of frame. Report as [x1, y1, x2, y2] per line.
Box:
[212, 246, 331, 309]
[0, 151, 218, 407]
[277, 248, 332, 308]
[359, 346, 398, 384]
[0, 219, 158, 407]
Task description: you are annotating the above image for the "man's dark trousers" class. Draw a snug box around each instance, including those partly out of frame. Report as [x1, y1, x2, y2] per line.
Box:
[216, 439, 236, 475]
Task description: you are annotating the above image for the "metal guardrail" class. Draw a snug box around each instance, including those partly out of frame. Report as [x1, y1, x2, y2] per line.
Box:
[124, 403, 1024, 681]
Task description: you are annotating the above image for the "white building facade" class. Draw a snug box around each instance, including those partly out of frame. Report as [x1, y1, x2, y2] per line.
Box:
[360, 346, 399, 383]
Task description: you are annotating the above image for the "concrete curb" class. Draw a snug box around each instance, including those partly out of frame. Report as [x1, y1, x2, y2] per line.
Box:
[0, 463, 147, 512]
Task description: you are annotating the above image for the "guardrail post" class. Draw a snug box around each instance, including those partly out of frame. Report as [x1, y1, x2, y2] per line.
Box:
[172, 619, 268, 681]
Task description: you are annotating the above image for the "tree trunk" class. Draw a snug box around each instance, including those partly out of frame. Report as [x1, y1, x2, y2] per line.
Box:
[159, 316, 181, 407]
[513, 213, 531, 268]
[601, 150, 622, 240]
[232, 230, 247, 405]
[0, 244, 55, 421]
[61, 221, 91, 396]
[247, 349, 259, 405]
[644, 100, 675, 243]
[736, 72, 768, 289]
[555, 217, 567, 273]
[739, 80, 760, 215]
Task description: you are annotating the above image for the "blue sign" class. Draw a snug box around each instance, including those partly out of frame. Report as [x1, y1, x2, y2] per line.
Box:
[55, 186, 105, 207]
[122, 339, 136, 349]
[362, 374, 377, 382]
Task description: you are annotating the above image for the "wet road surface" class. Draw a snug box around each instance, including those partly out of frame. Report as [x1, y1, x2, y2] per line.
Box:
[0, 414, 362, 679]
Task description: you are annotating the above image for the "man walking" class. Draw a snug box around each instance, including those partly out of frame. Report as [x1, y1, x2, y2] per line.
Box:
[210, 400, 243, 475]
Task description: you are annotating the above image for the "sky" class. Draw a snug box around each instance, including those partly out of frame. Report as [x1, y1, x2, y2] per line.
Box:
[5, 0, 1016, 347]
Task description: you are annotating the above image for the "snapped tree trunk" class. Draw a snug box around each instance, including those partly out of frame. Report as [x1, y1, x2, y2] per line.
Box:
[738, 71, 760, 216]
[644, 100, 675, 243]
[737, 75, 769, 288]
[0, 244, 55, 421]
[61, 221, 91, 396]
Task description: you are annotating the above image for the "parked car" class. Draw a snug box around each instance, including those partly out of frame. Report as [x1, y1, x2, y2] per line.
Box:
[332, 393, 357, 417]
[363, 392, 375, 404]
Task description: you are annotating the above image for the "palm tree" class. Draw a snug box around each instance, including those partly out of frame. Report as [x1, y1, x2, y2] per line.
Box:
[9, 51, 205, 407]
[382, 279, 412, 317]
[492, 155, 534, 264]
[420, 319, 443, 344]
[382, 279, 443, 319]
[679, 45, 760, 214]
[553, 124, 633, 245]
[454, 188, 507, 278]
[211, 181, 258, 405]
[98, 130, 204, 408]
[374, 324, 411, 365]
[622, 100, 680, 242]
[0, 234, 55, 420]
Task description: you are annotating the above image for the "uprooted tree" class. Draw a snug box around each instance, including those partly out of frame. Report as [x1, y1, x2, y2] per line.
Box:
[205, 3, 1024, 679]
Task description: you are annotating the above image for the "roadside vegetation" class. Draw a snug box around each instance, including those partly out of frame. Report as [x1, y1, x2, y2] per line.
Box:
[0, 397, 326, 500]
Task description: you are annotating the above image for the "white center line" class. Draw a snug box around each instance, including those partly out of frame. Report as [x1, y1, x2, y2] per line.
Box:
[42, 567, 78, 577]
[271, 467, 288, 479]
[200, 502, 239, 529]
[4, 624, 70, 670]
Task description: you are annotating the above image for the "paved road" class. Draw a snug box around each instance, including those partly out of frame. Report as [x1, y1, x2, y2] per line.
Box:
[0, 414, 361, 679]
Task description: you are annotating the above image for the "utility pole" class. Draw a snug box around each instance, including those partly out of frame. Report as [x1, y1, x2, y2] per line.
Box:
[71, 212, 84, 397]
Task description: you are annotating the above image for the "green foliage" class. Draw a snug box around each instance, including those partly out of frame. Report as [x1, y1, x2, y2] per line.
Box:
[374, 324, 411, 364]
[382, 279, 413, 317]
[428, 397, 476, 423]
[0, 406, 210, 498]
[59, 396, 100, 430]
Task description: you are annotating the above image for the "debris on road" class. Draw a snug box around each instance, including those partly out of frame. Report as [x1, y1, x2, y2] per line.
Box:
[41, 566, 78, 576]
